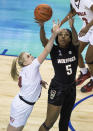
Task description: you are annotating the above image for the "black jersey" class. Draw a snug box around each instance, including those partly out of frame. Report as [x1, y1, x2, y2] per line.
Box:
[50, 44, 78, 84]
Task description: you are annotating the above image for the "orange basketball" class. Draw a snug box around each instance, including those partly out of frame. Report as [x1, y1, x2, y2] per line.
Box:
[34, 4, 52, 22]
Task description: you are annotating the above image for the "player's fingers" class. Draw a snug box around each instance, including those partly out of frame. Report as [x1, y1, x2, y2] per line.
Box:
[59, 22, 62, 27]
[67, 16, 70, 19]
[34, 20, 39, 23]
[43, 81, 48, 85]
[42, 80, 48, 85]
[34, 17, 44, 23]
[53, 19, 56, 23]
[53, 20, 56, 27]
[51, 28, 53, 33]
[33, 17, 39, 23]
[53, 19, 55, 23]
[57, 19, 60, 25]
[79, 32, 85, 37]
[45, 82, 48, 85]
[33, 17, 37, 21]
[42, 84, 47, 89]
[44, 86, 47, 89]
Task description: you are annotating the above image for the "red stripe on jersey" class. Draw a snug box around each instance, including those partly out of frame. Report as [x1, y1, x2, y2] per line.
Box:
[18, 76, 22, 88]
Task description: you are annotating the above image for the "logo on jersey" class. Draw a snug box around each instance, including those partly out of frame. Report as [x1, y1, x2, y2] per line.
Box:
[50, 89, 56, 100]
[58, 50, 62, 56]
[74, 0, 80, 9]
[68, 51, 72, 55]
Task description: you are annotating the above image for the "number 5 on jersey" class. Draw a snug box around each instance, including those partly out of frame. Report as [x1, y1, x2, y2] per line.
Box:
[66, 64, 72, 75]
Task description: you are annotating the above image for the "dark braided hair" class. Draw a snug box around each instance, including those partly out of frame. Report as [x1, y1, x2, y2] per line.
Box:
[55, 29, 72, 45]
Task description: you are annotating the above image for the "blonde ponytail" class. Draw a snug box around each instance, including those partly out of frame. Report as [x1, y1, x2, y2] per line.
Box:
[11, 58, 19, 81]
[11, 52, 25, 81]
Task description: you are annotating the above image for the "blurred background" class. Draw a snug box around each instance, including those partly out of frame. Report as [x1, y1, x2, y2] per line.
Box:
[0, 0, 86, 59]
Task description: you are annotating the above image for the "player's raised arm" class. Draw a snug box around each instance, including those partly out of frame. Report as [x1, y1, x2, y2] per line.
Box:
[39, 22, 49, 47]
[38, 20, 61, 64]
[34, 4, 52, 47]
[60, 4, 76, 27]
[34, 20, 49, 47]
[69, 18, 79, 46]
[79, 4, 93, 37]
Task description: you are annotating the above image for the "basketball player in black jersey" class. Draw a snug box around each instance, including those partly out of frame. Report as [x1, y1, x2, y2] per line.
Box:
[37, 18, 79, 131]
[60, 1, 93, 93]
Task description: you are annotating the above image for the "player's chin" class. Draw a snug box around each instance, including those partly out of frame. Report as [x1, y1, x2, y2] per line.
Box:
[59, 42, 66, 46]
[60, 42, 69, 48]
[60, 44, 66, 48]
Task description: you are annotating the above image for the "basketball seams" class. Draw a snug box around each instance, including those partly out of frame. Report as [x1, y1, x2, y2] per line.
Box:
[34, 4, 52, 22]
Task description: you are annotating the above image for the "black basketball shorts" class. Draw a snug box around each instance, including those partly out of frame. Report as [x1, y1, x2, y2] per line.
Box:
[48, 79, 76, 106]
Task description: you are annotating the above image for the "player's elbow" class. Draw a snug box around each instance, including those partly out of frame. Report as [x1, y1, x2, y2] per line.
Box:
[41, 39, 48, 47]
[90, 5, 93, 11]
[85, 56, 93, 64]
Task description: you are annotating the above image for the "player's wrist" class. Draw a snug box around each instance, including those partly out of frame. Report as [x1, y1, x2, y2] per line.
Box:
[41, 24, 44, 28]
[52, 32, 58, 37]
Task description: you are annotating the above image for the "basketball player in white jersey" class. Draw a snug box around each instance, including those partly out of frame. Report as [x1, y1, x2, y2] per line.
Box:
[60, 0, 93, 92]
[7, 21, 61, 131]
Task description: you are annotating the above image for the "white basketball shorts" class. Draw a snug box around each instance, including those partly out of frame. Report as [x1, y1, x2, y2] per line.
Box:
[78, 29, 93, 45]
[9, 94, 34, 128]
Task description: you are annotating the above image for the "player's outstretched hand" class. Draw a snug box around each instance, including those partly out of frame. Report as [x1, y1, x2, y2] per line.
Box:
[52, 19, 61, 35]
[69, 17, 74, 28]
[79, 26, 89, 37]
[40, 80, 48, 89]
[34, 17, 44, 27]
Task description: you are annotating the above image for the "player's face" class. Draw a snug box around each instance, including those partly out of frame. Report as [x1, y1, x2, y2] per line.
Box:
[58, 29, 71, 48]
[23, 52, 34, 66]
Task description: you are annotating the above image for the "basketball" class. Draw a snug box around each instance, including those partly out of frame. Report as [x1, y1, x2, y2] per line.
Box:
[34, 4, 52, 22]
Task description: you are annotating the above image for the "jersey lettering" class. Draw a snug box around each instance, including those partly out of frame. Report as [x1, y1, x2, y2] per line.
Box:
[18, 76, 22, 88]
[82, 17, 88, 24]
[57, 56, 76, 64]
[76, 12, 86, 16]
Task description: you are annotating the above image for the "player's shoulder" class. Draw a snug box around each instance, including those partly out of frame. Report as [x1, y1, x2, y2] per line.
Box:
[71, 43, 79, 48]
[51, 44, 58, 50]
[50, 44, 59, 55]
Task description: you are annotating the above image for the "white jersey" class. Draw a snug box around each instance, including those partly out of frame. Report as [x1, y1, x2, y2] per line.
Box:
[19, 58, 42, 102]
[70, 0, 93, 30]
[9, 59, 42, 127]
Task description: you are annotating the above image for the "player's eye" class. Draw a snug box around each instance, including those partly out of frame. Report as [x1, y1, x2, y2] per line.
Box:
[27, 55, 30, 58]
